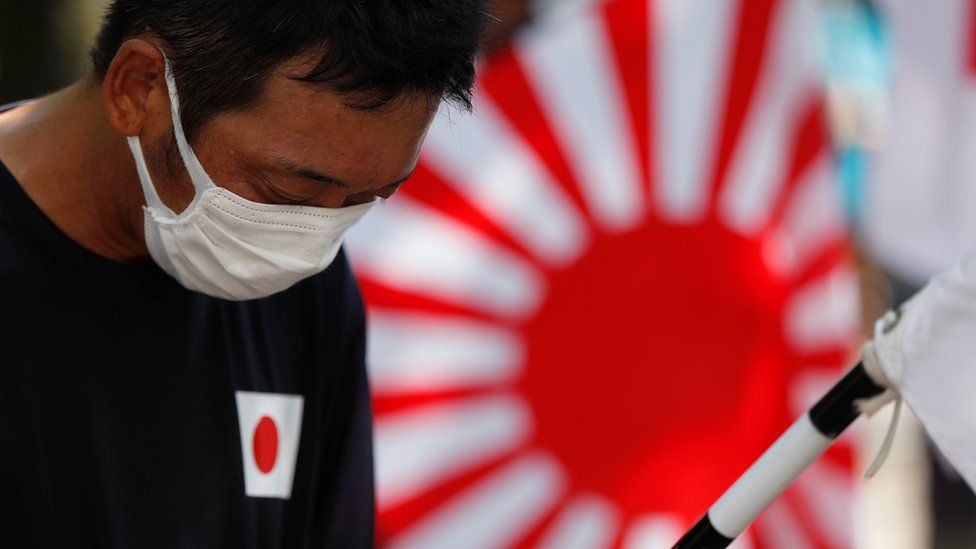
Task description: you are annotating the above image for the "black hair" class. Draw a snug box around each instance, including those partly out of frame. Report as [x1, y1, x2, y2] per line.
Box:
[90, 0, 493, 140]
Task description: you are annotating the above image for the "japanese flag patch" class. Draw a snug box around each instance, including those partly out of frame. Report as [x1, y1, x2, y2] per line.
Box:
[235, 391, 305, 499]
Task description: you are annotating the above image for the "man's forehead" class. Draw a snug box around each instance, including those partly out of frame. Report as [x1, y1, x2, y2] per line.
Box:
[253, 66, 437, 133]
[229, 101, 428, 189]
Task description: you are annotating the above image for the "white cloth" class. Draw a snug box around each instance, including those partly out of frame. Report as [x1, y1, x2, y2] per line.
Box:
[868, 245, 976, 489]
[863, 0, 976, 285]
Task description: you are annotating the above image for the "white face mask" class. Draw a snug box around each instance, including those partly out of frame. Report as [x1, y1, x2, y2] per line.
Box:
[127, 59, 375, 301]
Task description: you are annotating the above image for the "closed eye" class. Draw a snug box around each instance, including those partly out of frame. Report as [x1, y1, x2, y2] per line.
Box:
[276, 156, 351, 189]
[261, 180, 316, 205]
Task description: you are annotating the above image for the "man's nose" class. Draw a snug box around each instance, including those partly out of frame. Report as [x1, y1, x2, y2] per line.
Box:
[339, 186, 398, 207]
[339, 194, 377, 207]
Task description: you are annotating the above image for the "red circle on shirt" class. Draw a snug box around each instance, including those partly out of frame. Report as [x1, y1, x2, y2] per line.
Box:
[252, 416, 279, 474]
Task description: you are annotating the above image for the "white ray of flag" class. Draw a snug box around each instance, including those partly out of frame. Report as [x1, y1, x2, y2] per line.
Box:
[653, 0, 738, 223]
[772, 158, 846, 276]
[345, 197, 545, 320]
[719, 0, 817, 235]
[422, 96, 589, 267]
[375, 395, 531, 510]
[389, 453, 566, 549]
[753, 501, 814, 549]
[623, 514, 684, 549]
[794, 461, 853, 548]
[790, 369, 846, 417]
[537, 494, 620, 549]
[784, 266, 859, 353]
[367, 310, 523, 394]
[517, 4, 645, 232]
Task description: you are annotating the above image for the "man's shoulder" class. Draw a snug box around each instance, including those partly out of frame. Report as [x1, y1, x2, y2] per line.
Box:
[0, 216, 47, 283]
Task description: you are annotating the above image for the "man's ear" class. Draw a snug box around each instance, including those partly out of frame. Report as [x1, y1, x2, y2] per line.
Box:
[102, 39, 168, 137]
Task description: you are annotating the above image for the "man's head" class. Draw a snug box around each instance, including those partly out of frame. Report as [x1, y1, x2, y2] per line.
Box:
[92, 0, 492, 210]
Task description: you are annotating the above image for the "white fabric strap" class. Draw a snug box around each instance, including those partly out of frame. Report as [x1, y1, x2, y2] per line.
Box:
[857, 339, 903, 478]
[127, 136, 176, 218]
[163, 58, 215, 201]
[125, 53, 209, 221]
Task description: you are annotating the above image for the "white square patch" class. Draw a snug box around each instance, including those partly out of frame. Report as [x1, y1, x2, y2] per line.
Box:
[235, 391, 305, 499]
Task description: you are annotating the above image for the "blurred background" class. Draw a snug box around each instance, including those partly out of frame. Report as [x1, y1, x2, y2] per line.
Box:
[2, 0, 974, 547]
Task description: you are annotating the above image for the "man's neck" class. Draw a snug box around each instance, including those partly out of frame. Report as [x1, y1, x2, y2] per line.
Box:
[0, 79, 149, 263]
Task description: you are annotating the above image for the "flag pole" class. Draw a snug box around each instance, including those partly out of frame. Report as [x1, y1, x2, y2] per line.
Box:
[673, 362, 887, 548]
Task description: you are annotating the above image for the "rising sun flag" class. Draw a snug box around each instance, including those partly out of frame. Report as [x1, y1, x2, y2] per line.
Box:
[345, 0, 859, 547]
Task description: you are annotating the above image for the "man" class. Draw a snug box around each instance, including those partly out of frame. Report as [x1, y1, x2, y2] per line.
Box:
[0, 1, 490, 547]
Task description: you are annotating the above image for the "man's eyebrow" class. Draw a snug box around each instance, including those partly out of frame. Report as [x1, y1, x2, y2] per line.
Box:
[277, 156, 416, 190]
[277, 157, 351, 189]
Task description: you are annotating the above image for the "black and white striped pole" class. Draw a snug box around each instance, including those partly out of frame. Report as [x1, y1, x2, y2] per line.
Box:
[673, 362, 887, 548]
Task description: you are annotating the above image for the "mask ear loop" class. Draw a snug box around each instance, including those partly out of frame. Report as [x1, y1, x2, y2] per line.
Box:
[127, 135, 177, 218]
[162, 54, 217, 215]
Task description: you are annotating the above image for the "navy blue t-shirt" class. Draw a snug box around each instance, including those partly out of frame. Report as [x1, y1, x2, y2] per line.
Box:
[0, 153, 374, 548]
